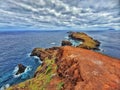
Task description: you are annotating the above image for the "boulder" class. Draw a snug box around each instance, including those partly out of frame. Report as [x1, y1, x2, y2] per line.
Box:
[61, 40, 72, 46]
[30, 47, 59, 61]
[16, 64, 26, 75]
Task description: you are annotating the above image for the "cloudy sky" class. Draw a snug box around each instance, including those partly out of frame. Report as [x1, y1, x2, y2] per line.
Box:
[0, 0, 120, 31]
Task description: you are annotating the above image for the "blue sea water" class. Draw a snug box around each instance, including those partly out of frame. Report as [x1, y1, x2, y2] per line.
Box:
[0, 30, 120, 89]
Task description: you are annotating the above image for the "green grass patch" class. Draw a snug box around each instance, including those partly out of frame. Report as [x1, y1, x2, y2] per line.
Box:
[7, 57, 57, 90]
[57, 82, 64, 90]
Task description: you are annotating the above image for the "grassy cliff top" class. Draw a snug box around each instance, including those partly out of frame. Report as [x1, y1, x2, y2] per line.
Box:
[69, 32, 100, 50]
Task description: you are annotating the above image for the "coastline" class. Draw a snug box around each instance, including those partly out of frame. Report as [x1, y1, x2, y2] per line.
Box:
[7, 32, 120, 90]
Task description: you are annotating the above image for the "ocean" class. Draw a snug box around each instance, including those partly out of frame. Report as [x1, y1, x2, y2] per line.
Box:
[0, 30, 120, 89]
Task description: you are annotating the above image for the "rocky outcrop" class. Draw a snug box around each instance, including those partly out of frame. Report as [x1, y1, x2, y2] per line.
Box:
[16, 64, 26, 75]
[56, 46, 120, 90]
[30, 47, 59, 61]
[61, 40, 72, 46]
[68, 32, 100, 50]
[8, 46, 120, 90]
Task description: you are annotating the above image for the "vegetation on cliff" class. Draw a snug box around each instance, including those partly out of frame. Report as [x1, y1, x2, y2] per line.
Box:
[8, 57, 60, 90]
[68, 32, 100, 50]
[7, 46, 120, 90]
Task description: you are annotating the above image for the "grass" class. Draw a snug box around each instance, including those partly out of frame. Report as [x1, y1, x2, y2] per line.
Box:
[57, 82, 64, 90]
[7, 57, 57, 90]
[71, 32, 99, 49]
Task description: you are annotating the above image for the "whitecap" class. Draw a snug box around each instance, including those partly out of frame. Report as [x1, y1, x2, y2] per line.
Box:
[64, 36, 69, 39]
[24, 66, 32, 73]
[27, 53, 31, 57]
[13, 66, 19, 76]
[21, 66, 32, 79]
[0, 84, 10, 90]
[38, 60, 42, 64]
[0, 86, 4, 90]
[31, 55, 42, 64]
[33, 56, 39, 60]
[100, 48, 104, 52]
[69, 39, 82, 46]
[5, 84, 10, 88]
[51, 42, 56, 45]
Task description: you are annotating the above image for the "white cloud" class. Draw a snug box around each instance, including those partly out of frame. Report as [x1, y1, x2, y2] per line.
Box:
[0, 0, 119, 30]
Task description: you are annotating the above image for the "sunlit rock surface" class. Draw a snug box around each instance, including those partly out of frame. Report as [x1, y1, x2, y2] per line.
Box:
[68, 32, 100, 50]
[56, 46, 120, 90]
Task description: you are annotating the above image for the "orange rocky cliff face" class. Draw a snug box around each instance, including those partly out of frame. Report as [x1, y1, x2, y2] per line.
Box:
[56, 46, 120, 90]
[7, 46, 120, 90]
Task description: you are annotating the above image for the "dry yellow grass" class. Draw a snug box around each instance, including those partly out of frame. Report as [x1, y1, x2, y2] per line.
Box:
[69, 32, 100, 50]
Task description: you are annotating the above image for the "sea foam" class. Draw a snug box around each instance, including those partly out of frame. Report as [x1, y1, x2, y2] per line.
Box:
[13, 65, 32, 79]
[0, 84, 10, 90]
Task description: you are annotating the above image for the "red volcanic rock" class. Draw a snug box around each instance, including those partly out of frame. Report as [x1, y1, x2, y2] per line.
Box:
[8, 46, 120, 90]
[30, 47, 59, 61]
[56, 46, 120, 90]
[29, 46, 120, 90]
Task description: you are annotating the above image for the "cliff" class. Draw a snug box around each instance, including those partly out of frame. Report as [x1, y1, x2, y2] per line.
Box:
[7, 46, 120, 90]
[7, 32, 120, 90]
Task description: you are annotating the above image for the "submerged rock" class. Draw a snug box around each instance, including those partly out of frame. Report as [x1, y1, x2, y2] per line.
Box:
[61, 40, 72, 46]
[68, 32, 100, 50]
[16, 64, 26, 75]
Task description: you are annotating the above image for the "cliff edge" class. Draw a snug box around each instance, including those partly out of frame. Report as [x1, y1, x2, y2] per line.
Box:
[8, 46, 120, 90]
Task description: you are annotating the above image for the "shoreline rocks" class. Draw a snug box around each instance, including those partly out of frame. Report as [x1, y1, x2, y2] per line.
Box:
[61, 40, 72, 46]
[16, 64, 26, 75]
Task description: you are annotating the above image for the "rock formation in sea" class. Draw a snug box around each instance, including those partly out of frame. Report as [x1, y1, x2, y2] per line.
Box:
[68, 32, 100, 50]
[7, 32, 120, 90]
[61, 40, 72, 46]
[16, 64, 26, 75]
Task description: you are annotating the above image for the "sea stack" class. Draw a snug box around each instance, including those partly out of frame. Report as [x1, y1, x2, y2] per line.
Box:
[16, 64, 26, 75]
[61, 40, 72, 46]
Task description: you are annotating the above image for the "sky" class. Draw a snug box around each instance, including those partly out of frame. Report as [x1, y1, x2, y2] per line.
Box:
[0, 0, 120, 31]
